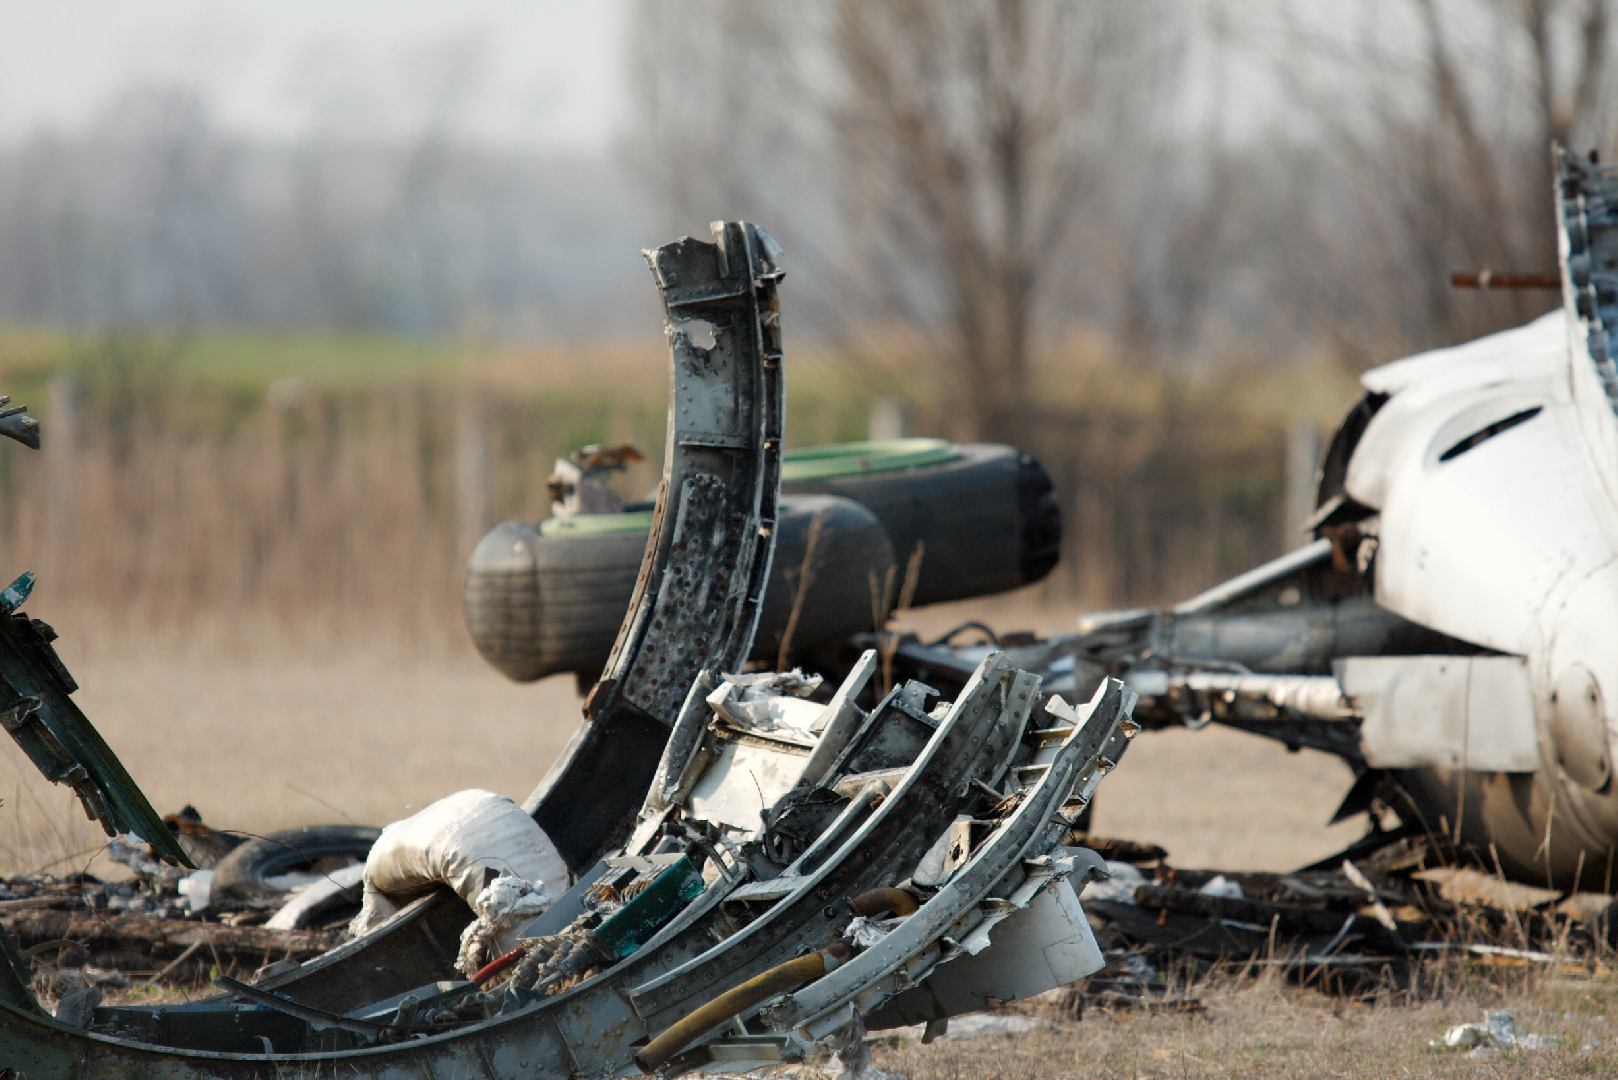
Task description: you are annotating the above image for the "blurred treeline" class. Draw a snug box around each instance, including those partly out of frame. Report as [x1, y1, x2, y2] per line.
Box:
[0, 0, 1613, 644]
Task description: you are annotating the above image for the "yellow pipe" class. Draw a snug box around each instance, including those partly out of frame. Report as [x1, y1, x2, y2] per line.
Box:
[634, 942, 851, 1074]
[846, 887, 918, 919]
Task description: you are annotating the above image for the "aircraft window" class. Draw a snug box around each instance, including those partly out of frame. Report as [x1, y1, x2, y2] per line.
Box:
[1438, 406, 1543, 462]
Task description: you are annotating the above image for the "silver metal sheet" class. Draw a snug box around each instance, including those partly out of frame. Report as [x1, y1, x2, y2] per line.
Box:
[685, 738, 810, 832]
[917, 875, 1103, 1014]
[1337, 655, 1540, 771]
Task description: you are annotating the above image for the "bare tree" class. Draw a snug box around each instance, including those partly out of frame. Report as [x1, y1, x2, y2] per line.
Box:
[832, 2, 1184, 441]
[834, 1, 1061, 440]
[1269, 0, 1618, 359]
[625, 0, 1176, 442]
[625, 2, 808, 226]
[0, 80, 655, 339]
[621, 0, 845, 336]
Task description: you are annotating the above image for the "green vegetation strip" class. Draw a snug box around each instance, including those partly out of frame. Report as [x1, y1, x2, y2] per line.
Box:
[540, 511, 653, 537]
[780, 438, 960, 480]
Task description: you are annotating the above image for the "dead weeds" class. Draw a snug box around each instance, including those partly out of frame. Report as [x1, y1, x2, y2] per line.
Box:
[872, 962, 1618, 1079]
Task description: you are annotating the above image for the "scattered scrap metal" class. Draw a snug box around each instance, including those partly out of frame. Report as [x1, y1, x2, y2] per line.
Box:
[1054, 828, 1615, 1014]
[0, 810, 371, 1002]
[8, 817, 1610, 1024]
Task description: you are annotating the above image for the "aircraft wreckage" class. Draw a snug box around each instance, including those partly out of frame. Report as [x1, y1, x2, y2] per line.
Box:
[0, 222, 1139, 1075]
[463, 149, 1618, 896]
[960, 145, 1618, 894]
[0, 146, 1615, 1070]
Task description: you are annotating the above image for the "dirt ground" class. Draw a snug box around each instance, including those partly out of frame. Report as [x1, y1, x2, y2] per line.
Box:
[0, 627, 580, 875]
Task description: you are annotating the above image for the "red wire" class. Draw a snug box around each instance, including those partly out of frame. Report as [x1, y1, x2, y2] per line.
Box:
[471, 946, 525, 985]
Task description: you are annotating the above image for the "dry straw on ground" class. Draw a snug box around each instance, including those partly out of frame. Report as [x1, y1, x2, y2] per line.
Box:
[0, 327, 1365, 659]
[870, 968, 1618, 1079]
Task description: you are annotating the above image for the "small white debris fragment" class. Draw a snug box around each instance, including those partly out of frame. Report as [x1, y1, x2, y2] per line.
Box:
[936, 1013, 1044, 1038]
[724, 668, 824, 698]
[1413, 867, 1562, 912]
[1554, 892, 1615, 921]
[1105, 952, 1158, 985]
[1439, 1023, 1489, 1050]
[176, 869, 214, 913]
[1433, 1011, 1554, 1052]
[845, 916, 890, 949]
[1197, 875, 1244, 901]
[456, 870, 552, 977]
[108, 837, 186, 883]
[265, 863, 364, 931]
[890, 1011, 1046, 1045]
[1081, 861, 1145, 904]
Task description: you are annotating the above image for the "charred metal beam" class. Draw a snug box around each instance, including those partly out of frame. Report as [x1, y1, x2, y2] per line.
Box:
[525, 222, 786, 874]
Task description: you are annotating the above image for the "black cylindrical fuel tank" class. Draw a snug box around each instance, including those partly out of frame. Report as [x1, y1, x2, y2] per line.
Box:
[778, 439, 1060, 605]
[465, 493, 894, 684]
[464, 439, 1061, 683]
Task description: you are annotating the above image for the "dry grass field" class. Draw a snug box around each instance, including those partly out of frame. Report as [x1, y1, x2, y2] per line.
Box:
[866, 972, 1618, 1079]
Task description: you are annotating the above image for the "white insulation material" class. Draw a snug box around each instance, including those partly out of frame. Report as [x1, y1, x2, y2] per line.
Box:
[349, 789, 568, 937]
[456, 871, 553, 977]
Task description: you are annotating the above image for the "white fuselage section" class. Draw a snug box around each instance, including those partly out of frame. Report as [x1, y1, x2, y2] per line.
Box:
[1344, 308, 1618, 783]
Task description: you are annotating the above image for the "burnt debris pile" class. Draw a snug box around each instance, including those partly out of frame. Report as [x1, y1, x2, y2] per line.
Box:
[1064, 829, 1615, 1010]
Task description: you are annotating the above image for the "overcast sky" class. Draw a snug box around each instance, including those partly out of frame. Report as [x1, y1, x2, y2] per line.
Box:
[0, 0, 631, 150]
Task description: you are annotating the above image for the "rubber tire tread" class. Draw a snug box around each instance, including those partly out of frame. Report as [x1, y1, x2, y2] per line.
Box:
[781, 442, 1060, 606]
[211, 823, 382, 908]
